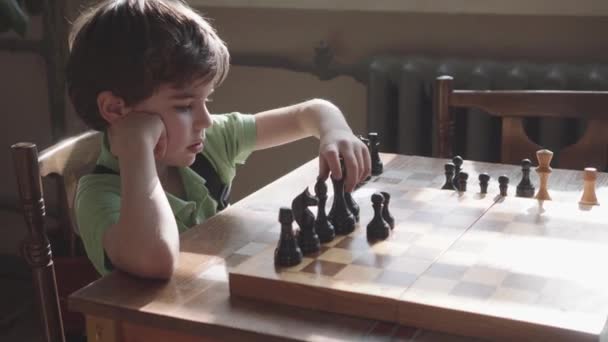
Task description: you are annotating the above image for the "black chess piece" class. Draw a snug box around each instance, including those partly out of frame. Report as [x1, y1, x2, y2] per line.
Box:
[479, 173, 490, 194]
[369, 132, 383, 175]
[291, 187, 320, 254]
[452, 156, 463, 189]
[313, 178, 335, 243]
[328, 162, 356, 235]
[274, 207, 303, 267]
[457, 171, 468, 192]
[441, 162, 456, 190]
[516, 158, 535, 198]
[367, 193, 391, 240]
[380, 191, 395, 229]
[498, 175, 509, 196]
[344, 192, 360, 222]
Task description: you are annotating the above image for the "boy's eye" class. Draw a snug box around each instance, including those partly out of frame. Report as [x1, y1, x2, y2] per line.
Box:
[174, 105, 192, 112]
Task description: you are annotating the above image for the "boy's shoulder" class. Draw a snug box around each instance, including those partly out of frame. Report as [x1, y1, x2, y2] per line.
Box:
[208, 112, 249, 128]
[76, 173, 121, 203]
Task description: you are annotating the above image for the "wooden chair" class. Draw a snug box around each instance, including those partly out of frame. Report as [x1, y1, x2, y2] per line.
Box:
[11, 130, 102, 342]
[433, 75, 608, 170]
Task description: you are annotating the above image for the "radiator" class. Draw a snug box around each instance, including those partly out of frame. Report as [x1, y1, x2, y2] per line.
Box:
[367, 56, 608, 164]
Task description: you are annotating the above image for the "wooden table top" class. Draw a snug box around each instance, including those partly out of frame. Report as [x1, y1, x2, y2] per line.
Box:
[69, 154, 608, 341]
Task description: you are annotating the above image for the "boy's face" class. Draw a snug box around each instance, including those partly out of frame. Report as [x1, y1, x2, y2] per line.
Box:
[130, 79, 214, 167]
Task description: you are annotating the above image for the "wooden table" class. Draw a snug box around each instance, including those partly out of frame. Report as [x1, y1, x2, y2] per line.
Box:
[69, 154, 608, 342]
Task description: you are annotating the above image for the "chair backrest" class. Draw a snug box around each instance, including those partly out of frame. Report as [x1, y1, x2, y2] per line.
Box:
[433, 75, 608, 170]
[11, 130, 101, 342]
[38, 131, 101, 246]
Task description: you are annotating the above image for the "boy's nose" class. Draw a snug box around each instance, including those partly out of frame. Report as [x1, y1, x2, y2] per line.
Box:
[194, 106, 212, 129]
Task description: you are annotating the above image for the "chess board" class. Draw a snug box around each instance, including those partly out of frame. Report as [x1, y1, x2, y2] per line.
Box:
[228, 176, 608, 341]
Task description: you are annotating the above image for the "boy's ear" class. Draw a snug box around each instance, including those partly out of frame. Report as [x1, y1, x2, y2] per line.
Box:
[97, 91, 127, 124]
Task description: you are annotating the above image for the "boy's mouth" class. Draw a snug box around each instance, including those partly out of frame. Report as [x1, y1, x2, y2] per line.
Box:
[187, 140, 204, 153]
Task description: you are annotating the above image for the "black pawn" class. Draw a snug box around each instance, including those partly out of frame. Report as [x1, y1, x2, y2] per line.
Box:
[367, 193, 390, 240]
[328, 161, 356, 235]
[441, 162, 456, 190]
[380, 191, 395, 229]
[516, 159, 535, 198]
[314, 178, 335, 243]
[344, 192, 360, 223]
[498, 175, 509, 196]
[479, 173, 490, 194]
[452, 156, 463, 189]
[274, 208, 303, 267]
[369, 132, 383, 175]
[457, 171, 468, 192]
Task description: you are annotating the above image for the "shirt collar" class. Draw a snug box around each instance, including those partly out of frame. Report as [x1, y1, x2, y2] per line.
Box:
[97, 131, 120, 173]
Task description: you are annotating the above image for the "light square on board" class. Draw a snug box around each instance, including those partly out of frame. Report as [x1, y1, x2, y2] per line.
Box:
[385, 256, 433, 275]
[461, 265, 509, 286]
[425, 263, 469, 280]
[234, 242, 270, 256]
[333, 264, 383, 283]
[317, 247, 361, 264]
[351, 252, 396, 268]
[449, 281, 496, 300]
[374, 270, 418, 288]
[300, 259, 348, 277]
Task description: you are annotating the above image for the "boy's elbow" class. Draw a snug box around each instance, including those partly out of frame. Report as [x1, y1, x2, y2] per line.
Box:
[306, 98, 337, 112]
[109, 240, 179, 280]
[139, 246, 178, 279]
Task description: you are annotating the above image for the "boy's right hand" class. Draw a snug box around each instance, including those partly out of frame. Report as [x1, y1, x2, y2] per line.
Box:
[107, 111, 167, 160]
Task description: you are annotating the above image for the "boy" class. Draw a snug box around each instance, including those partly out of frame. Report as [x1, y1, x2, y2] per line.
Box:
[68, 0, 371, 279]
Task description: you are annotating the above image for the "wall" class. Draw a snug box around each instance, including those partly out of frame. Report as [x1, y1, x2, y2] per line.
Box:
[1, 4, 606, 254]
[198, 6, 608, 199]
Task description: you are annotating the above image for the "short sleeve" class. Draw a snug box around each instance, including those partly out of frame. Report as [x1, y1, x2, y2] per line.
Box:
[75, 175, 122, 275]
[202, 113, 257, 183]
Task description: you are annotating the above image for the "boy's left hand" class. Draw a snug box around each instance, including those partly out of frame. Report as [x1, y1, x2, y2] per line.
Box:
[318, 130, 371, 192]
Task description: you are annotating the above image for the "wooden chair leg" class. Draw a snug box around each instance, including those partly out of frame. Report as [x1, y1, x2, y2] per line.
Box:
[12, 142, 66, 342]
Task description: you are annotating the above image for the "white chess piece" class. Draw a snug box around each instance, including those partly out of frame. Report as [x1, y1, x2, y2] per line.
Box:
[579, 167, 599, 206]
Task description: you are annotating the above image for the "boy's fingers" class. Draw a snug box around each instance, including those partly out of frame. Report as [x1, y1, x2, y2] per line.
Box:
[343, 152, 358, 192]
[318, 158, 330, 180]
[355, 148, 365, 183]
[362, 144, 372, 179]
[323, 149, 342, 180]
[154, 129, 167, 159]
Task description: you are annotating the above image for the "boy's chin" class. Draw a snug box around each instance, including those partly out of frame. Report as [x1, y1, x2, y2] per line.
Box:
[164, 155, 197, 168]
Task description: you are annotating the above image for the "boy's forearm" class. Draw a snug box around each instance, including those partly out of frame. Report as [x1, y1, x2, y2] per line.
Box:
[297, 99, 352, 139]
[104, 146, 180, 278]
[254, 99, 351, 150]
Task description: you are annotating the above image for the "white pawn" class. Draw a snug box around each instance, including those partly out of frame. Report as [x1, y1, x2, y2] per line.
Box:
[579, 167, 599, 206]
[535, 149, 553, 201]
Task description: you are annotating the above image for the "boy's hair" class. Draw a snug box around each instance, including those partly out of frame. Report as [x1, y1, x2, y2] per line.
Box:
[66, 0, 229, 131]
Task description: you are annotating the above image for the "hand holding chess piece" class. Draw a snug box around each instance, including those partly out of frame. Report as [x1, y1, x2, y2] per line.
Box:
[579, 167, 599, 206]
[534, 149, 553, 201]
[368, 132, 383, 175]
[314, 178, 335, 243]
[328, 160, 356, 235]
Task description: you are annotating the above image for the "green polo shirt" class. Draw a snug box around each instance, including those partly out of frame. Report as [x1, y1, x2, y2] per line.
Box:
[75, 112, 257, 275]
